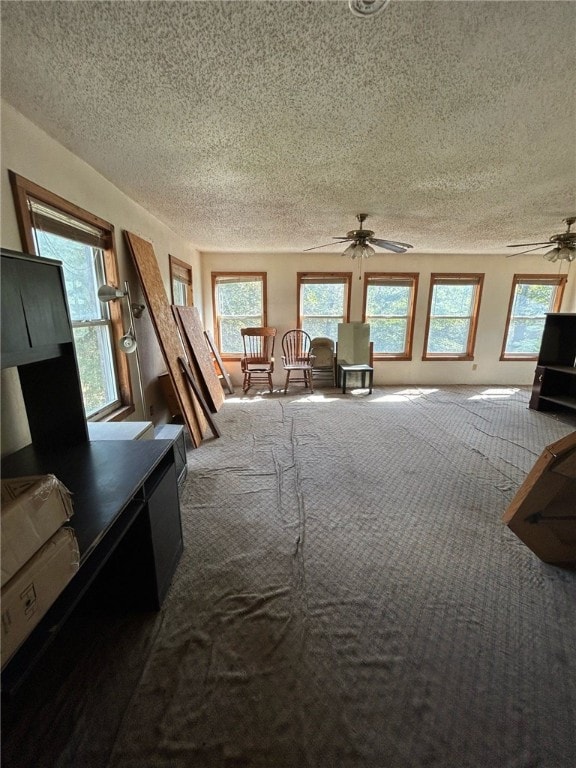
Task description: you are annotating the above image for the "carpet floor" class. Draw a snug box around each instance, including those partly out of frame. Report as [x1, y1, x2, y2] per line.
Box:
[3, 386, 576, 768]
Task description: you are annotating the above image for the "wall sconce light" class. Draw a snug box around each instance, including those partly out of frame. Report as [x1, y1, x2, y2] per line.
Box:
[98, 280, 147, 415]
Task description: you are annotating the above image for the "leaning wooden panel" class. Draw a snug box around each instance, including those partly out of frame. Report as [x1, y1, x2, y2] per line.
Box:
[502, 431, 576, 567]
[173, 305, 225, 413]
[124, 231, 205, 447]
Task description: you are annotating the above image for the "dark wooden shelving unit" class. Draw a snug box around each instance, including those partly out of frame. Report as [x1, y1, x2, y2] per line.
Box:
[529, 313, 576, 414]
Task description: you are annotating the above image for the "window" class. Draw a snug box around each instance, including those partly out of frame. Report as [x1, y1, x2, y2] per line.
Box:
[212, 272, 267, 356]
[500, 275, 566, 360]
[170, 255, 193, 306]
[423, 274, 484, 360]
[297, 273, 352, 341]
[10, 171, 132, 420]
[363, 273, 419, 359]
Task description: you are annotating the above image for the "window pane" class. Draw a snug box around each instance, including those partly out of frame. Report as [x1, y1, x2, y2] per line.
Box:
[431, 284, 474, 317]
[302, 318, 341, 340]
[172, 278, 188, 306]
[218, 280, 262, 317]
[35, 231, 104, 322]
[73, 325, 118, 417]
[366, 284, 410, 316]
[511, 284, 555, 317]
[302, 283, 345, 316]
[223, 317, 260, 353]
[505, 317, 546, 355]
[369, 318, 408, 354]
[428, 318, 470, 354]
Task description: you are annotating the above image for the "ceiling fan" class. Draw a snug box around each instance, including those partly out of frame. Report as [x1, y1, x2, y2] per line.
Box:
[304, 214, 413, 259]
[506, 217, 576, 262]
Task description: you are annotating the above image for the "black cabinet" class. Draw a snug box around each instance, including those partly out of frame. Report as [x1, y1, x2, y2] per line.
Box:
[529, 313, 576, 414]
[1, 248, 72, 367]
[1, 248, 87, 449]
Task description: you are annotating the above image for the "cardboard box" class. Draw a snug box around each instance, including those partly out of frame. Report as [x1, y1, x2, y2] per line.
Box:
[1, 474, 74, 587]
[1, 526, 79, 668]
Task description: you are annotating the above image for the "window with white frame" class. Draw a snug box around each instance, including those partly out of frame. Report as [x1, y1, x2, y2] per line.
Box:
[500, 275, 566, 359]
[212, 272, 266, 355]
[297, 273, 351, 341]
[363, 273, 419, 359]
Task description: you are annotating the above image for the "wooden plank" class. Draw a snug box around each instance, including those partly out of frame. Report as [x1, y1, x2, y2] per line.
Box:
[502, 431, 576, 566]
[173, 305, 225, 413]
[123, 231, 205, 448]
[178, 358, 221, 439]
[204, 330, 234, 394]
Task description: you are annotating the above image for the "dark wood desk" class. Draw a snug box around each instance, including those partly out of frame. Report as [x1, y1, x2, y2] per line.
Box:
[1, 439, 183, 695]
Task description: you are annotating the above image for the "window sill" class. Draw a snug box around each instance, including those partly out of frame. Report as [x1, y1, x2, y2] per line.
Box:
[89, 404, 135, 424]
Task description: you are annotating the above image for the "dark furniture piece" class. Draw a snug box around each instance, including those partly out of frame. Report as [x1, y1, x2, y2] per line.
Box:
[1, 248, 184, 695]
[338, 363, 374, 394]
[1, 247, 87, 448]
[529, 313, 576, 414]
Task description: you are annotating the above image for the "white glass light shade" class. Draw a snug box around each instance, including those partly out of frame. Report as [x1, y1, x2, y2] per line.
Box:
[118, 333, 138, 353]
[544, 246, 576, 263]
[343, 242, 376, 260]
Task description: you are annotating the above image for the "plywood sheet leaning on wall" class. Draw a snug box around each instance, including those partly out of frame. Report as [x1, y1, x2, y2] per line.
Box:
[124, 231, 206, 448]
[173, 305, 225, 413]
[204, 330, 234, 395]
[502, 431, 576, 567]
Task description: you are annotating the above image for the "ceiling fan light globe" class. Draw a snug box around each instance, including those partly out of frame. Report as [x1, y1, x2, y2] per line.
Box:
[544, 247, 560, 262]
[558, 246, 576, 262]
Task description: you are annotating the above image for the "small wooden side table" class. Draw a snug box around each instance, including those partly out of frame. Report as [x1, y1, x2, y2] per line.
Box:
[338, 363, 374, 394]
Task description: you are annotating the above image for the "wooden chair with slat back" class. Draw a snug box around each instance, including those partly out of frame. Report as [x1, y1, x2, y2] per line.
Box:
[240, 327, 277, 393]
[281, 329, 314, 394]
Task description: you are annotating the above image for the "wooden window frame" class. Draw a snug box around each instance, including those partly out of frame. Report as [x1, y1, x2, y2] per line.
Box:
[169, 254, 194, 306]
[500, 274, 567, 361]
[423, 273, 484, 361]
[297, 272, 352, 337]
[9, 171, 134, 420]
[362, 272, 419, 361]
[211, 272, 267, 360]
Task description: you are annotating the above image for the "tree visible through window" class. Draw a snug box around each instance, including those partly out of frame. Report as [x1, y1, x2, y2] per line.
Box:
[501, 275, 566, 359]
[364, 273, 418, 359]
[212, 273, 266, 355]
[298, 274, 351, 341]
[423, 274, 484, 359]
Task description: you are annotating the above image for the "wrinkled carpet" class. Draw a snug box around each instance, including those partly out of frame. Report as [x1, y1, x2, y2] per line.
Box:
[3, 386, 576, 768]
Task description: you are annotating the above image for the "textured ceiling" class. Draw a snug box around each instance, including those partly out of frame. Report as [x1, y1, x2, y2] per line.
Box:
[1, 0, 575, 255]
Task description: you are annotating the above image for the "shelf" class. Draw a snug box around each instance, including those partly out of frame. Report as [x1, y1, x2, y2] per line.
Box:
[539, 394, 576, 411]
[545, 365, 576, 375]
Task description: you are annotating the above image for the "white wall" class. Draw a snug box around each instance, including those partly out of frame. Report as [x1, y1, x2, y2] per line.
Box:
[1, 102, 199, 456]
[202, 251, 575, 389]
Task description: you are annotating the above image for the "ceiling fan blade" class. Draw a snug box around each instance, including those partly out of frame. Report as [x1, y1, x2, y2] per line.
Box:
[505, 244, 552, 257]
[369, 238, 412, 253]
[506, 242, 551, 248]
[303, 240, 351, 252]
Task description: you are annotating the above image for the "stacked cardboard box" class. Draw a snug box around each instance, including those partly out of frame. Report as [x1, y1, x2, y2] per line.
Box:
[1, 475, 79, 668]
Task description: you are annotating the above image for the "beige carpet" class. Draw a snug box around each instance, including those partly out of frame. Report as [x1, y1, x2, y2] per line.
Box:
[3, 386, 576, 768]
